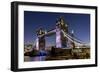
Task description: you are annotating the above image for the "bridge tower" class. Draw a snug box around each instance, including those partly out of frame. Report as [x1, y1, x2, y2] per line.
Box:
[56, 16, 68, 48]
[36, 28, 45, 50]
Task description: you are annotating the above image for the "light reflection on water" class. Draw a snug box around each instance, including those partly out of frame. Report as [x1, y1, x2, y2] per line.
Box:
[24, 50, 48, 62]
[30, 56, 46, 61]
[24, 56, 47, 62]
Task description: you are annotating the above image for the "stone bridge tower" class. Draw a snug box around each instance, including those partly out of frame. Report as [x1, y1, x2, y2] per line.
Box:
[56, 16, 68, 48]
[36, 28, 45, 50]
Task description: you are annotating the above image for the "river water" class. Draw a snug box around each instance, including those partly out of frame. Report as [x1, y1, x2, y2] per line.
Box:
[24, 50, 48, 61]
[24, 56, 47, 61]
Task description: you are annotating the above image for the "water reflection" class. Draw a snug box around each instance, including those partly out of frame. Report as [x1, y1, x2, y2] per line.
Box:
[24, 50, 48, 61]
[24, 56, 46, 61]
[31, 56, 46, 61]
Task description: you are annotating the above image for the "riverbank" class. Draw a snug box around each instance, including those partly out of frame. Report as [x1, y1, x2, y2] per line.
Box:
[24, 47, 90, 62]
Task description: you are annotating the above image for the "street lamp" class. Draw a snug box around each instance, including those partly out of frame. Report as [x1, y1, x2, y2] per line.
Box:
[71, 30, 75, 56]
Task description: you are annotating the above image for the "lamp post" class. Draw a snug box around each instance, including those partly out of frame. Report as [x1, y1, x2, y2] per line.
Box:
[71, 30, 75, 56]
[72, 30, 75, 48]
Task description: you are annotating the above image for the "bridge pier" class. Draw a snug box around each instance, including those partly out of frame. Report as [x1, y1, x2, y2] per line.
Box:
[36, 28, 45, 50]
[36, 38, 39, 50]
[55, 16, 68, 48]
[56, 27, 62, 48]
[56, 27, 67, 48]
[36, 37, 45, 50]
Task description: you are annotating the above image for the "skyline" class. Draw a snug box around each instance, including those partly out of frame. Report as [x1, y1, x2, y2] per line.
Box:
[24, 11, 90, 46]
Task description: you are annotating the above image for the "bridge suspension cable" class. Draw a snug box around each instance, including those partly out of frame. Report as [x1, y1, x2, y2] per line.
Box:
[61, 30, 88, 46]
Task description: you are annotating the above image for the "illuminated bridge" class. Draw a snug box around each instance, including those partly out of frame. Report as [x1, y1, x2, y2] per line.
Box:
[34, 16, 89, 50]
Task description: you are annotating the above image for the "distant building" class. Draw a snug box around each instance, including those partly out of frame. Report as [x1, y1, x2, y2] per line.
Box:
[24, 44, 33, 53]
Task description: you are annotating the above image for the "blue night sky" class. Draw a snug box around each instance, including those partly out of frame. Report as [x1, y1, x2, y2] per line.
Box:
[24, 11, 90, 46]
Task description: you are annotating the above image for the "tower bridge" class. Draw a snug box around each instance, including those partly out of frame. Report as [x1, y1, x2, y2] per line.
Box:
[34, 16, 89, 50]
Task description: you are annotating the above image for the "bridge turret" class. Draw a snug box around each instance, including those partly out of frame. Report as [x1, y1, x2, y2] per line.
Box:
[56, 16, 68, 33]
[36, 28, 45, 36]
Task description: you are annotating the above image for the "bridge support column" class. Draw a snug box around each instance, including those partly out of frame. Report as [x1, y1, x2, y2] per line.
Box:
[36, 38, 39, 50]
[56, 28, 67, 48]
[56, 28, 62, 48]
[36, 37, 45, 50]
